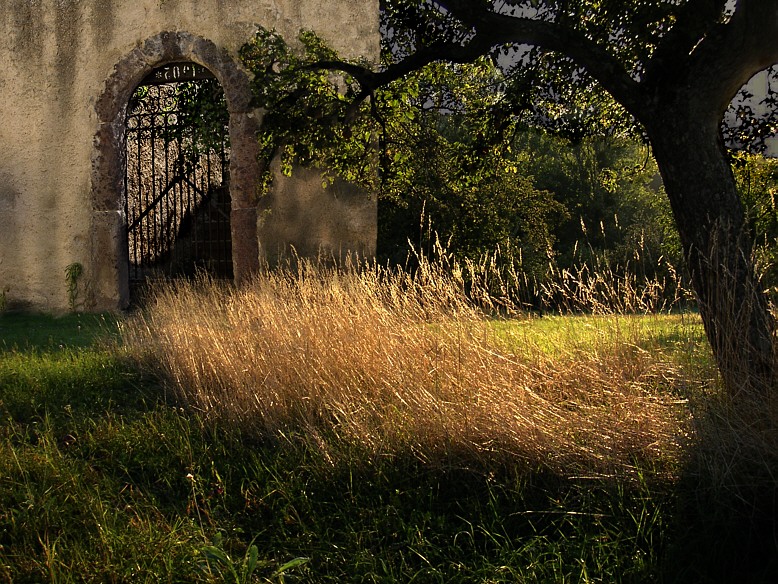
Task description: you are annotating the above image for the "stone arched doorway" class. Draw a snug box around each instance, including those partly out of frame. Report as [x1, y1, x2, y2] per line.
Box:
[125, 62, 232, 292]
[91, 31, 260, 310]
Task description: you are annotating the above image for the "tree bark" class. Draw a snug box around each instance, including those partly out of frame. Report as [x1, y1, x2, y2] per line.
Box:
[646, 106, 776, 397]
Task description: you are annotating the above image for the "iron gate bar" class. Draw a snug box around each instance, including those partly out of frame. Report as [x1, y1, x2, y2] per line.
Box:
[127, 173, 208, 232]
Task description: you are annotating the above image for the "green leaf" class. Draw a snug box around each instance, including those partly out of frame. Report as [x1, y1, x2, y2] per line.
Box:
[273, 556, 310, 576]
[244, 544, 259, 577]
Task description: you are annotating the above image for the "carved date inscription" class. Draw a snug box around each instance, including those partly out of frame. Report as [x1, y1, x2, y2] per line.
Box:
[140, 62, 215, 86]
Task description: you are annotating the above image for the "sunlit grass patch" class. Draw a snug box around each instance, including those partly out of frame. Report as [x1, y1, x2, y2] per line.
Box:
[492, 311, 704, 353]
[121, 258, 700, 480]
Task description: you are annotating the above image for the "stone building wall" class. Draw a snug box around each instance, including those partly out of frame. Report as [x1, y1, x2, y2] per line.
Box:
[0, 0, 378, 311]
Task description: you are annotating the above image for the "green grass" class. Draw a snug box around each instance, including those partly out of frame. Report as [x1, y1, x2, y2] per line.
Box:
[493, 311, 707, 354]
[0, 312, 775, 582]
[0, 312, 119, 352]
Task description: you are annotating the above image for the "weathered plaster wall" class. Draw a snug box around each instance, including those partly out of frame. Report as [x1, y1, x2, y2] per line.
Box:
[0, 0, 378, 311]
[260, 162, 377, 261]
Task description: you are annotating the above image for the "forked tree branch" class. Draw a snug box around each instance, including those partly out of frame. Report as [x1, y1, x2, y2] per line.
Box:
[313, 7, 644, 118]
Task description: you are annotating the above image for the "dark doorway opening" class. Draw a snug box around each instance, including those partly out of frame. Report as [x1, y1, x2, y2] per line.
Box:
[124, 62, 232, 296]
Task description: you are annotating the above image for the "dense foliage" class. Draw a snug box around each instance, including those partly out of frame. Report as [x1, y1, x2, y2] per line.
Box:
[225, 28, 684, 287]
[374, 58, 564, 273]
[733, 151, 778, 294]
[239, 28, 378, 193]
[374, 58, 681, 283]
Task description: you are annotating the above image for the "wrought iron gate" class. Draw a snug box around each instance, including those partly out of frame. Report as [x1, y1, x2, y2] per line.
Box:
[124, 62, 232, 289]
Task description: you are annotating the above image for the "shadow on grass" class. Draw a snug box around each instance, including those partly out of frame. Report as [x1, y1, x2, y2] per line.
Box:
[661, 412, 778, 584]
[0, 312, 121, 352]
[0, 314, 216, 581]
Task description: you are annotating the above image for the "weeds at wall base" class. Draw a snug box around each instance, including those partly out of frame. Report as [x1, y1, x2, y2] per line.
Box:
[65, 262, 83, 312]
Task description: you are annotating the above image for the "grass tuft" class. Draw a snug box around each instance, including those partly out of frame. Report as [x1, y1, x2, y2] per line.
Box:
[122, 256, 697, 481]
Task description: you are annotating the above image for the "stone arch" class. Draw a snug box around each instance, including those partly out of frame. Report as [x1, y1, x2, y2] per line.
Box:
[91, 31, 260, 309]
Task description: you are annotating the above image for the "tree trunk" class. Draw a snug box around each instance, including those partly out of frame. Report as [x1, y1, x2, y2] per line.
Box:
[647, 110, 776, 398]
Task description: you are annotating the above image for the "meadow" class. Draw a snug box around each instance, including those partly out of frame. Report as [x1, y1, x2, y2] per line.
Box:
[0, 258, 776, 582]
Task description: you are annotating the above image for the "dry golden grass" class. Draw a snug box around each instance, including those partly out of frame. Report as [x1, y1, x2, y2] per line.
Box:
[121, 257, 695, 479]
